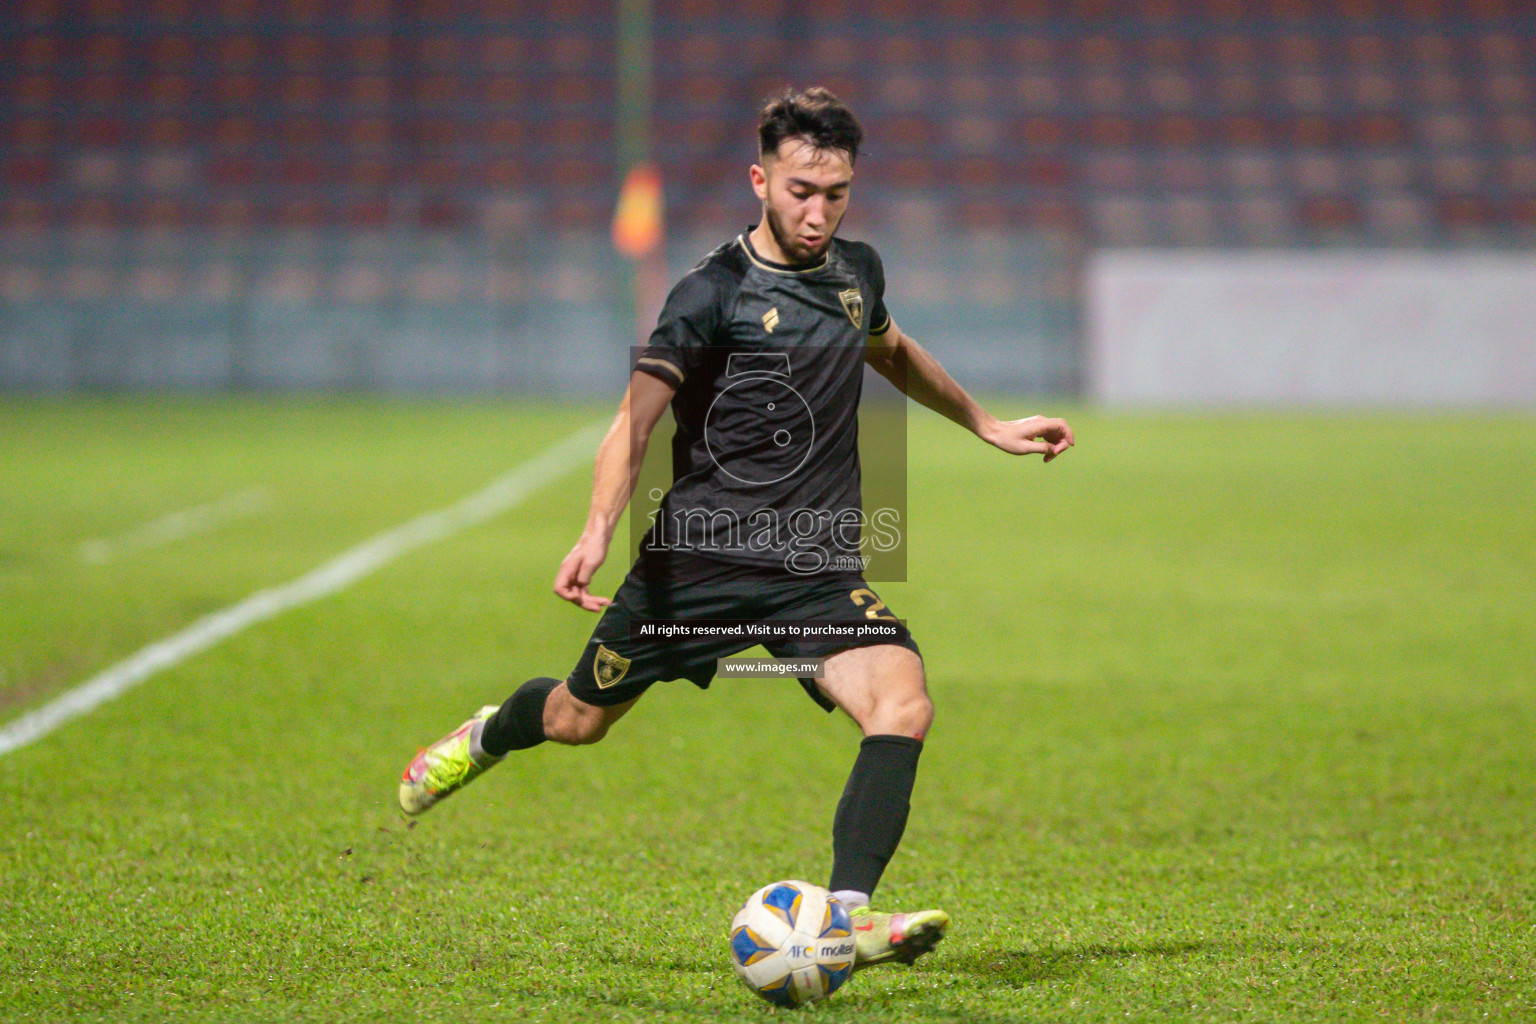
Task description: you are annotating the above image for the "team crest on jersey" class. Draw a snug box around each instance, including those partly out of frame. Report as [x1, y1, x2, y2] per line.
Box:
[594, 645, 631, 689]
[838, 288, 864, 328]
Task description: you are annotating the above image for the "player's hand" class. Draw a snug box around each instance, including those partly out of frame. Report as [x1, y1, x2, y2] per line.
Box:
[554, 535, 612, 612]
[985, 415, 1075, 462]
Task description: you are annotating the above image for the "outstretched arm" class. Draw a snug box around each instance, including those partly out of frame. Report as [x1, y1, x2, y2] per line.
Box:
[553, 370, 677, 611]
[865, 323, 1074, 462]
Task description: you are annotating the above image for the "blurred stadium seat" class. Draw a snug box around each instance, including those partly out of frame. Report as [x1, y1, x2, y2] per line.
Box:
[0, 0, 1530, 391]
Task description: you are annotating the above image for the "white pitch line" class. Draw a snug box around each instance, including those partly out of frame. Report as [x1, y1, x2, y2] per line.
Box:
[0, 424, 603, 758]
[79, 486, 271, 564]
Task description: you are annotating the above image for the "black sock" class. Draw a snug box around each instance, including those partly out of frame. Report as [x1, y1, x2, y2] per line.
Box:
[829, 734, 924, 897]
[479, 677, 560, 756]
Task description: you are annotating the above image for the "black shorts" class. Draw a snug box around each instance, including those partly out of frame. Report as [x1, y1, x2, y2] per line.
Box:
[567, 550, 921, 712]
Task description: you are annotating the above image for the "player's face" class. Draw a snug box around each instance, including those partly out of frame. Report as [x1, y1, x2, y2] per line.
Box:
[751, 139, 853, 264]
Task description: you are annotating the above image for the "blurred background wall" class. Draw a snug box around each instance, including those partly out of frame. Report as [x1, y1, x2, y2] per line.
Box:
[1, 0, 1532, 400]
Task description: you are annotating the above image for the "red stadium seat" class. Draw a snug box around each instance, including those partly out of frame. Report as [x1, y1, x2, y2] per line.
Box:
[875, 36, 924, 69]
[1501, 153, 1536, 192]
[1152, 115, 1203, 147]
[1023, 197, 1084, 235]
[1293, 151, 1346, 192]
[1079, 71, 1128, 111]
[1211, 72, 1261, 110]
[1410, 31, 1456, 65]
[277, 156, 325, 187]
[66, 197, 124, 231]
[941, 34, 990, 72]
[1290, 114, 1335, 148]
[17, 33, 59, 69]
[1234, 197, 1294, 244]
[1354, 152, 1414, 190]
[1150, 153, 1209, 190]
[1091, 196, 1151, 246]
[1474, 31, 1522, 68]
[349, 34, 391, 69]
[148, 34, 194, 69]
[1362, 193, 1429, 234]
[215, 34, 262, 70]
[418, 34, 462, 71]
[282, 75, 328, 112]
[955, 200, 1011, 231]
[1167, 197, 1221, 246]
[1017, 115, 1069, 151]
[1418, 110, 1475, 149]
[1209, 33, 1259, 67]
[346, 156, 392, 188]
[138, 197, 195, 230]
[74, 116, 127, 148]
[1085, 115, 1140, 148]
[343, 0, 391, 23]
[1076, 34, 1123, 68]
[7, 115, 53, 151]
[0, 196, 50, 231]
[345, 117, 391, 154]
[214, 73, 261, 107]
[1507, 195, 1536, 226]
[884, 157, 936, 189]
[417, 198, 469, 230]
[208, 156, 259, 186]
[1484, 70, 1531, 110]
[414, 74, 461, 109]
[273, 199, 327, 230]
[552, 198, 603, 232]
[345, 74, 391, 109]
[82, 34, 128, 72]
[1012, 70, 1061, 111]
[14, 73, 55, 108]
[1143, 33, 1191, 66]
[1351, 112, 1410, 147]
[210, 198, 257, 230]
[1429, 154, 1485, 193]
[1281, 69, 1330, 110]
[1493, 113, 1536, 149]
[1435, 193, 1496, 229]
[1298, 195, 1363, 231]
[69, 152, 123, 192]
[2, 156, 55, 189]
[1084, 152, 1141, 190]
[1224, 152, 1280, 192]
[1346, 67, 1398, 108]
[1146, 68, 1197, 111]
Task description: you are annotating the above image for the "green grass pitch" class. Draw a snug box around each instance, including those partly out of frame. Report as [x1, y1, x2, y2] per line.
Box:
[1, 397, 1533, 1022]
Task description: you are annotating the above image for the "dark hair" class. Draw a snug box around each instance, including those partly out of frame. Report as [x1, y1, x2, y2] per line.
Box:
[757, 87, 864, 164]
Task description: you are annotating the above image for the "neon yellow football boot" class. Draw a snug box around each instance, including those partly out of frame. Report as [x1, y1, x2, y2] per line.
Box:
[398, 705, 502, 815]
[850, 905, 951, 969]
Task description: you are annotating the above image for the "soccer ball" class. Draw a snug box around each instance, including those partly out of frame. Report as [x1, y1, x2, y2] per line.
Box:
[728, 880, 855, 1007]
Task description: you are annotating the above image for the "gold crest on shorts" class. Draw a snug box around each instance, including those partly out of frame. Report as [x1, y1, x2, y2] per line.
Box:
[838, 288, 864, 328]
[594, 644, 631, 689]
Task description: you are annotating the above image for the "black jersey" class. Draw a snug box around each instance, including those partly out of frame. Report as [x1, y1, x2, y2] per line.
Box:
[634, 229, 893, 575]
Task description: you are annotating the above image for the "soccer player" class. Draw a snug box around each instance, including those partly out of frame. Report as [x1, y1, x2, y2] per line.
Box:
[398, 87, 1074, 970]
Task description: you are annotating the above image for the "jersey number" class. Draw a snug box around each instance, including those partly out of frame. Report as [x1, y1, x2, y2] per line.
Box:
[849, 588, 897, 621]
